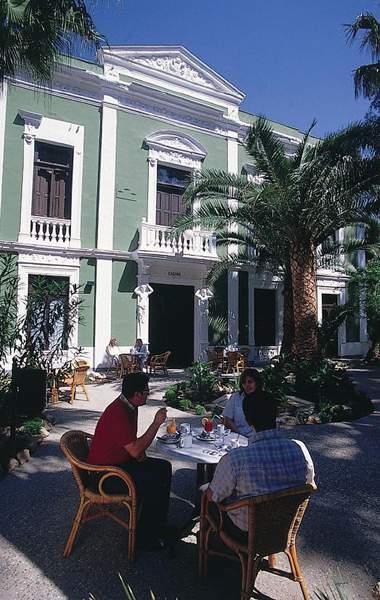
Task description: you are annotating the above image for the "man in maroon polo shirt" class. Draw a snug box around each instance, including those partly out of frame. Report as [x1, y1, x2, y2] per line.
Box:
[88, 372, 172, 549]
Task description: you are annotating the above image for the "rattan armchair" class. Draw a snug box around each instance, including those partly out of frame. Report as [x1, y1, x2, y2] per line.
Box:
[198, 483, 317, 600]
[60, 430, 137, 561]
[148, 351, 171, 375]
[118, 354, 139, 378]
[63, 365, 90, 403]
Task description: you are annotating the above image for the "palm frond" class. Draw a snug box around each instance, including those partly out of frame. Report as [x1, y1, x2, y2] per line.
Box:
[245, 116, 290, 188]
[345, 12, 380, 60]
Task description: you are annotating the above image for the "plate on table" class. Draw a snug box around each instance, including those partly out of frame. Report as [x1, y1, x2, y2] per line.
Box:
[157, 432, 180, 445]
[196, 432, 216, 443]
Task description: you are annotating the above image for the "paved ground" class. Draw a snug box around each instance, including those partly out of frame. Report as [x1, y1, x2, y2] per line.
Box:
[0, 365, 379, 600]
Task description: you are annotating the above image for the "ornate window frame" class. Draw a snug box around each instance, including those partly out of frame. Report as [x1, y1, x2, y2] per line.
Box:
[17, 253, 80, 351]
[18, 110, 84, 247]
[144, 130, 207, 223]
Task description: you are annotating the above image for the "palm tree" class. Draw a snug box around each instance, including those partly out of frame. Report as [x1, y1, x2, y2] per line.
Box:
[0, 0, 105, 86]
[175, 117, 380, 359]
[345, 10, 380, 112]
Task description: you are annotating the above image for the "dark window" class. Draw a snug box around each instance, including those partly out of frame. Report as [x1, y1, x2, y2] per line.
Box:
[156, 165, 190, 226]
[238, 271, 249, 345]
[254, 289, 276, 346]
[28, 275, 70, 351]
[32, 142, 73, 220]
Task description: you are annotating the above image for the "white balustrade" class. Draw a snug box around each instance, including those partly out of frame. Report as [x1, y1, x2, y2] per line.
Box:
[30, 216, 71, 246]
[139, 220, 218, 258]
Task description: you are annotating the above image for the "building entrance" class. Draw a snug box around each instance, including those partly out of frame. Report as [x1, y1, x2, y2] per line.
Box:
[149, 283, 194, 368]
[322, 293, 339, 357]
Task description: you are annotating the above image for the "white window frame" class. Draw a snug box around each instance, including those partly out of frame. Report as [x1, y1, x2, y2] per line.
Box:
[144, 130, 207, 224]
[17, 254, 80, 352]
[18, 111, 84, 247]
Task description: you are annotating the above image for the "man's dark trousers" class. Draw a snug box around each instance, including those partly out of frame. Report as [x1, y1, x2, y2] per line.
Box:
[103, 457, 172, 541]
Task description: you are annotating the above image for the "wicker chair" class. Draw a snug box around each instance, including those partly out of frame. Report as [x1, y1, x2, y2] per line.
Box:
[60, 430, 137, 561]
[148, 351, 171, 375]
[206, 349, 223, 371]
[224, 351, 245, 374]
[118, 354, 139, 378]
[64, 365, 90, 403]
[198, 483, 317, 600]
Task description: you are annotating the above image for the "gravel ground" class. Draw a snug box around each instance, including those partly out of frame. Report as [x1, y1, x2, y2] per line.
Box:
[0, 365, 379, 600]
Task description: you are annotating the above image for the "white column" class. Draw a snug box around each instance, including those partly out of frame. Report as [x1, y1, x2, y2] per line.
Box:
[357, 245, 368, 345]
[94, 259, 113, 368]
[97, 97, 117, 250]
[227, 134, 239, 347]
[338, 287, 347, 354]
[147, 158, 157, 223]
[18, 132, 36, 243]
[0, 82, 7, 219]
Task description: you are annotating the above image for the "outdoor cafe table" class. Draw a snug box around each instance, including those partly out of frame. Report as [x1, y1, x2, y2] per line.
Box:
[153, 430, 248, 487]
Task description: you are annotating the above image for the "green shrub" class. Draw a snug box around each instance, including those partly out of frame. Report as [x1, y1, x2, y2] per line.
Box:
[164, 385, 178, 405]
[178, 398, 192, 411]
[187, 361, 217, 405]
[194, 404, 206, 416]
[22, 417, 43, 435]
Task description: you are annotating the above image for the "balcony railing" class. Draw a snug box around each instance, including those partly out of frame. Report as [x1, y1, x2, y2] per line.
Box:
[139, 220, 218, 259]
[30, 216, 71, 246]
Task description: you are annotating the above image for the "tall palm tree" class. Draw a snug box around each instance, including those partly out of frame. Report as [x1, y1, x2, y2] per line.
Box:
[345, 10, 380, 112]
[0, 0, 105, 86]
[175, 117, 380, 359]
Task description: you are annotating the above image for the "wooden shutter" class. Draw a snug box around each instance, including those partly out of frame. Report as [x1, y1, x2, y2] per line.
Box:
[32, 167, 51, 216]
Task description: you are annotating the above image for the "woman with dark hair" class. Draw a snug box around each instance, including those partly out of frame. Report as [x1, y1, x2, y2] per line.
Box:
[222, 368, 264, 436]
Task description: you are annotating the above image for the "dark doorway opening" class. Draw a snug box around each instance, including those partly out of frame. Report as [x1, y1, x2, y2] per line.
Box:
[322, 293, 339, 357]
[254, 289, 276, 346]
[149, 283, 194, 368]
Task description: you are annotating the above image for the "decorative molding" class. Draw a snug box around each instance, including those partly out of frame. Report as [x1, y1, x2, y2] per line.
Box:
[145, 130, 207, 159]
[18, 109, 43, 129]
[18, 252, 80, 267]
[132, 56, 216, 89]
[149, 149, 202, 170]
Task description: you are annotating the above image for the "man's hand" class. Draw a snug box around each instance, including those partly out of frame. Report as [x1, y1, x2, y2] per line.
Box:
[153, 407, 167, 427]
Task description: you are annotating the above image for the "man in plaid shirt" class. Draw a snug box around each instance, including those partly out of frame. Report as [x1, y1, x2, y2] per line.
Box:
[207, 392, 315, 537]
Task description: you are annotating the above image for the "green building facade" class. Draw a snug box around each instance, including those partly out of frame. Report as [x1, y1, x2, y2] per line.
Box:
[0, 46, 367, 368]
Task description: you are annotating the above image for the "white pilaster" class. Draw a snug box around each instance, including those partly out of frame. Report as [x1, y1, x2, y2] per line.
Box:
[338, 287, 347, 351]
[357, 246, 368, 344]
[0, 82, 7, 219]
[97, 98, 118, 249]
[227, 134, 239, 346]
[94, 259, 113, 367]
[147, 158, 157, 223]
[19, 132, 37, 242]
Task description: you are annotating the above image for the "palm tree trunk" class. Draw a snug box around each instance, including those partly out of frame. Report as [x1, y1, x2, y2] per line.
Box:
[281, 265, 294, 355]
[289, 240, 318, 358]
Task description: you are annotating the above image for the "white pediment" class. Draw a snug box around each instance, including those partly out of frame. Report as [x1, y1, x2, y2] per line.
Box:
[100, 45, 245, 104]
[145, 130, 207, 159]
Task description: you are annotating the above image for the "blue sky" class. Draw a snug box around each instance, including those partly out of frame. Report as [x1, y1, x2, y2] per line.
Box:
[87, 0, 377, 137]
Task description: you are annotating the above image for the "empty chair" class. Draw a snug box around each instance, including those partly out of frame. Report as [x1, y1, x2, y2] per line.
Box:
[148, 351, 171, 375]
[118, 354, 139, 378]
[64, 365, 90, 403]
[198, 483, 317, 600]
[60, 430, 137, 561]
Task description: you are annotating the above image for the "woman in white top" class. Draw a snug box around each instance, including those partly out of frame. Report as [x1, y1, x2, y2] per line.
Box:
[222, 368, 263, 437]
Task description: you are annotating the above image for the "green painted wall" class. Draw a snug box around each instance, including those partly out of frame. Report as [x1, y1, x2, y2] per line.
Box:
[1, 84, 100, 246]
[78, 258, 96, 347]
[111, 260, 137, 344]
[113, 110, 228, 251]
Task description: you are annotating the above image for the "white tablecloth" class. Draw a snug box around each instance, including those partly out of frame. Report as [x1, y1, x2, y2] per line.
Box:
[152, 430, 247, 465]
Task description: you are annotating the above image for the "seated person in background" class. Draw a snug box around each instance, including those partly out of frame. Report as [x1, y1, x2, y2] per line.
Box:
[88, 372, 172, 550]
[206, 391, 315, 563]
[223, 368, 264, 437]
[106, 337, 120, 369]
[131, 338, 149, 371]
